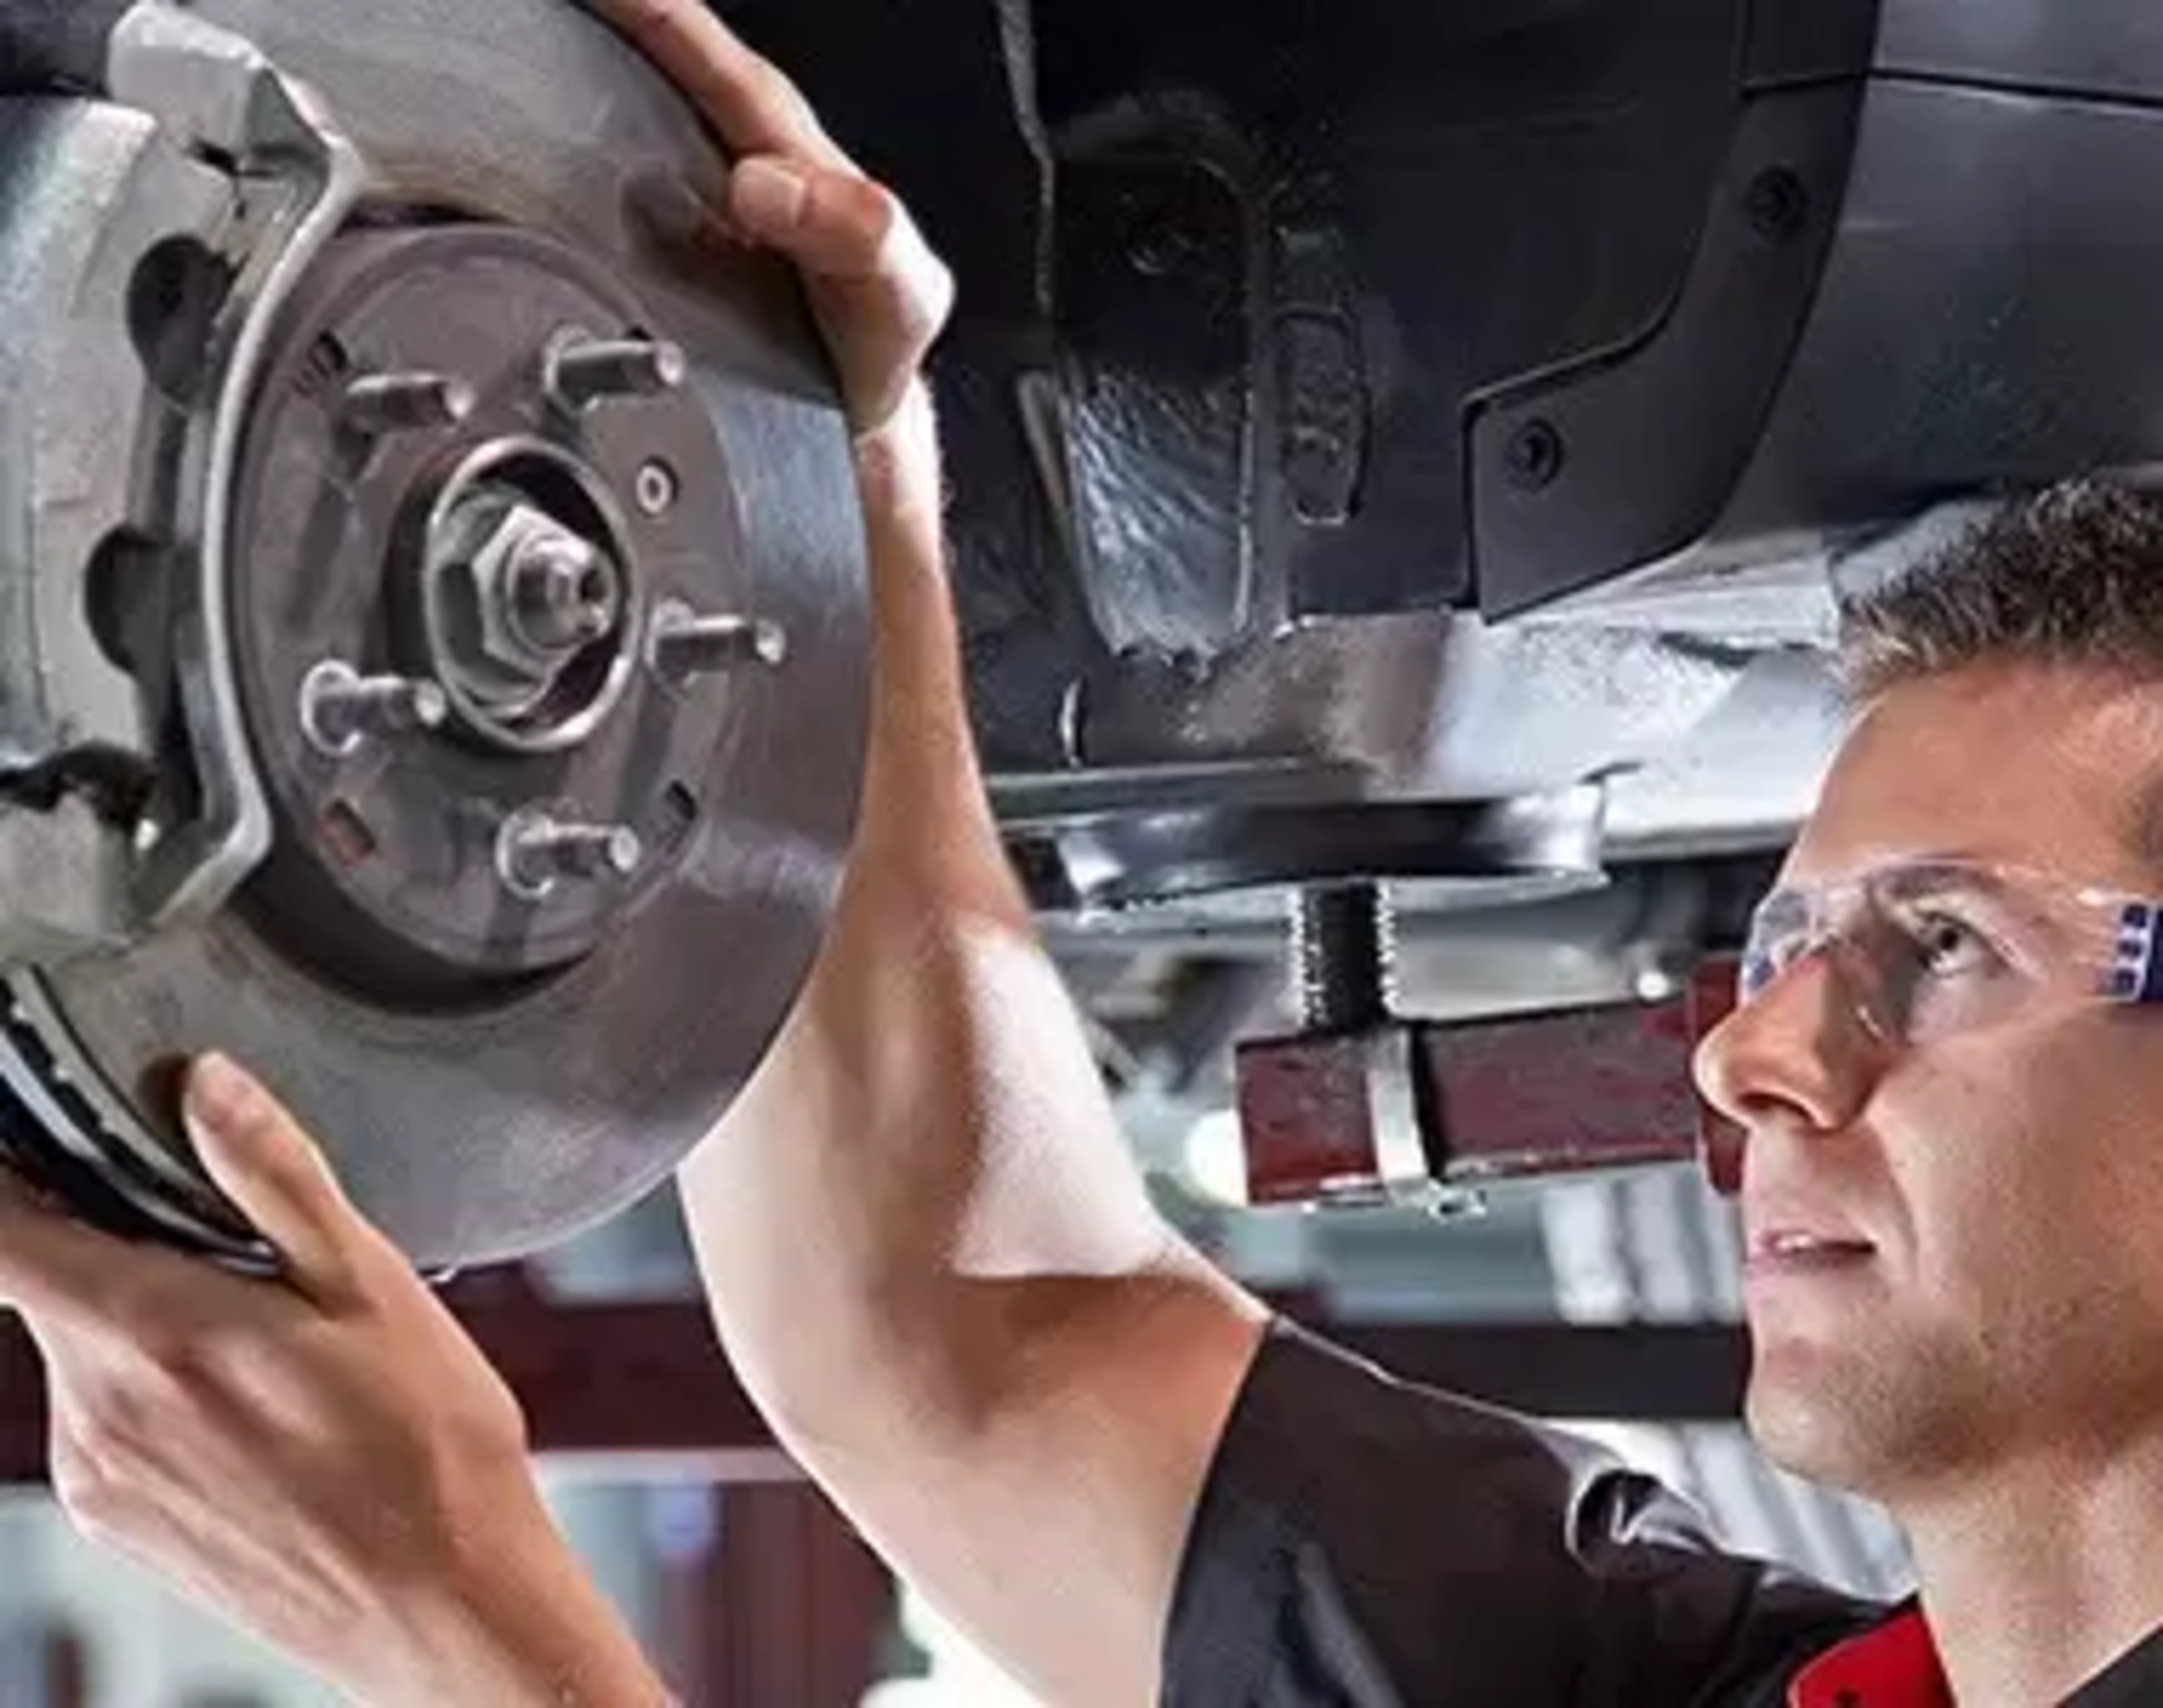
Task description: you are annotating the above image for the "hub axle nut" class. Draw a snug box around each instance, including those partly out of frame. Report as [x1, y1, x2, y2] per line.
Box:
[448, 493, 626, 691]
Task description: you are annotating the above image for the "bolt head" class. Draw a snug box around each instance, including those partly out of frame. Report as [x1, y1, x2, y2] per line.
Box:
[456, 497, 622, 683]
[1746, 166, 1809, 242]
[1503, 420, 1565, 492]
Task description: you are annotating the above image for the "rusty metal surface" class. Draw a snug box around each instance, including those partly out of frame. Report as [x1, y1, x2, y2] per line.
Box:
[0, 1290, 1762, 1492]
[1236, 957, 1750, 1211]
[1426, 1000, 1705, 1182]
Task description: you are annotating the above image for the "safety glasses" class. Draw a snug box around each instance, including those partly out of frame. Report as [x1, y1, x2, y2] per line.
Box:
[1698, 856, 2163, 1194]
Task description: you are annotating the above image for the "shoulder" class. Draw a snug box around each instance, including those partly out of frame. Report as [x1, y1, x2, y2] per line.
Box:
[1162, 1319, 1888, 1708]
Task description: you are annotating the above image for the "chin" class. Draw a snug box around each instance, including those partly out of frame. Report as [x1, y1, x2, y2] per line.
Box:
[1744, 1342, 1975, 1504]
[1743, 1340, 1898, 1495]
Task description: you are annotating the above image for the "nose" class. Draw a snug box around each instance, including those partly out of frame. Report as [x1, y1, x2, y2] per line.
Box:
[1691, 947, 1885, 1189]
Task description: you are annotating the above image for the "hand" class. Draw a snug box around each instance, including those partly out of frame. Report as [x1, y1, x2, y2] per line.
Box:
[0, 1056, 664, 1706]
[598, 0, 955, 435]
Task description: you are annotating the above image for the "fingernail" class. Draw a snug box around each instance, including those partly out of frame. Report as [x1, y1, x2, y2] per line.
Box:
[183, 1052, 257, 1138]
[730, 157, 809, 234]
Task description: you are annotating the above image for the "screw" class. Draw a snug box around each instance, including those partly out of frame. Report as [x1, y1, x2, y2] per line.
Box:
[649, 599, 789, 679]
[1290, 883, 1397, 1034]
[1746, 166, 1809, 242]
[1128, 216, 1191, 277]
[546, 334, 687, 413]
[338, 371, 475, 437]
[299, 661, 448, 758]
[1503, 420, 1565, 492]
[635, 460, 679, 517]
[496, 808, 644, 901]
[507, 533, 620, 652]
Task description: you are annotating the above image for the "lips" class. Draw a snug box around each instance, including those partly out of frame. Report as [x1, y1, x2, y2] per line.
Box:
[1744, 1227, 1876, 1277]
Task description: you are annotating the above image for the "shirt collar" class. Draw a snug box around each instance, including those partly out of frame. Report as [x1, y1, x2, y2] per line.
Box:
[1789, 1606, 1949, 1708]
[1790, 1606, 2163, 1707]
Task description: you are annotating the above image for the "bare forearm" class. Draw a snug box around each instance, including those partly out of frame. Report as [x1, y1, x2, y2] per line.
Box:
[682, 385, 1221, 1424]
[368, 1510, 675, 1708]
[675, 386, 1263, 1702]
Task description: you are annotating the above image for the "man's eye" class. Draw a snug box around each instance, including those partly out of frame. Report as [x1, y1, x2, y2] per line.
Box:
[1903, 910, 1993, 977]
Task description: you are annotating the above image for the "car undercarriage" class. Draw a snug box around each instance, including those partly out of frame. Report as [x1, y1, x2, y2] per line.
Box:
[0, 0, 2155, 1274]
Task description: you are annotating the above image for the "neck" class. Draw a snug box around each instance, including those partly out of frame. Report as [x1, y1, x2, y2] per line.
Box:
[1899, 1431, 2163, 1706]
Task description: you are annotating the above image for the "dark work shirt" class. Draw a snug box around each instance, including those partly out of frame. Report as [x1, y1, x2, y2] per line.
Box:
[1160, 1318, 2163, 1706]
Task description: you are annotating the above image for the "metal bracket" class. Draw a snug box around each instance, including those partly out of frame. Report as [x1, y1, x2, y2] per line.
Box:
[105, 2, 368, 929]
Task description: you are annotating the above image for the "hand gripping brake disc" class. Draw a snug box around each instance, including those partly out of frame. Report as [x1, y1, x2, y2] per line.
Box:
[0, 1, 870, 1269]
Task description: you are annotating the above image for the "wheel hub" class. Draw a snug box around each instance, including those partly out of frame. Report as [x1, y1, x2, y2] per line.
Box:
[227, 222, 752, 1004]
[0, 0, 872, 1268]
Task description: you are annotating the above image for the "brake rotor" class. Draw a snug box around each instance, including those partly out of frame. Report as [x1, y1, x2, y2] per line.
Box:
[0, 1, 870, 1267]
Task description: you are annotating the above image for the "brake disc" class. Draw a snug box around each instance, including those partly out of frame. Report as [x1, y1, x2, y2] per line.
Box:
[0, 1, 870, 1267]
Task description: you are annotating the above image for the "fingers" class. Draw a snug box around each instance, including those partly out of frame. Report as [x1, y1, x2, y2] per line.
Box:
[728, 158, 955, 427]
[596, 0, 854, 174]
[181, 1056, 376, 1307]
[593, 1, 954, 433]
[727, 159, 890, 282]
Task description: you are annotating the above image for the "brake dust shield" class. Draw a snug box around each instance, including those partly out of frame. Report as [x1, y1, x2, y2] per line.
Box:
[0, 1, 870, 1269]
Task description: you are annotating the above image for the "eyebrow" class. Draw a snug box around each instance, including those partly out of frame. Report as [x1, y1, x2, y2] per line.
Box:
[1869, 860, 2023, 906]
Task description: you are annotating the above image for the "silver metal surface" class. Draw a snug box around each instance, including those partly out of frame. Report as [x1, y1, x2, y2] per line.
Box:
[0, 0, 870, 1265]
[422, 439, 645, 754]
[634, 459, 680, 518]
[0, 105, 226, 770]
[298, 662, 448, 758]
[546, 331, 688, 413]
[497, 808, 645, 901]
[508, 532, 621, 652]
[339, 369, 476, 437]
[649, 600, 790, 679]
[0, 799, 135, 969]
[108, 2, 370, 931]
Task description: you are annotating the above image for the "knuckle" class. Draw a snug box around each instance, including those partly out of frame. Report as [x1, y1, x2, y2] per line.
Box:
[851, 175, 901, 231]
[608, 0, 676, 34]
[849, 178, 914, 269]
[108, 1292, 192, 1369]
[55, 1466, 123, 1542]
[744, 59, 807, 126]
[61, 1407, 140, 1496]
[139, 1329, 225, 1396]
[923, 253, 959, 327]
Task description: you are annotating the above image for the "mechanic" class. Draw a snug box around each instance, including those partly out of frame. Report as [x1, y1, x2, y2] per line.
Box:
[4, 4, 2163, 1705]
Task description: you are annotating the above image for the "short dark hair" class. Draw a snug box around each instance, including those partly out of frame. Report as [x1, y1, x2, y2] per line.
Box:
[1835, 477, 2163, 866]
[1836, 478, 2163, 703]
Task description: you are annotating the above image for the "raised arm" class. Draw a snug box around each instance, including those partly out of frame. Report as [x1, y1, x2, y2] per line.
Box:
[588, 5, 1272, 1700]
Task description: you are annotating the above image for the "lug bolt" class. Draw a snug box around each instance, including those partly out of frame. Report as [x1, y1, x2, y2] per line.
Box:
[649, 599, 789, 679]
[546, 334, 687, 413]
[496, 808, 644, 901]
[300, 662, 448, 758]
[337, 370, 474, 437]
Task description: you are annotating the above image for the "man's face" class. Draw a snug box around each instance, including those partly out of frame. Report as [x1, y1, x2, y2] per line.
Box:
[1693, 659, 2163, 1504]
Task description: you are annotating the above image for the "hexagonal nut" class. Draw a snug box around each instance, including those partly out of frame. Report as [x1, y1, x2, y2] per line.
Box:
[1231, 1025, 1443, 1209]
[448, 493, 618, 683]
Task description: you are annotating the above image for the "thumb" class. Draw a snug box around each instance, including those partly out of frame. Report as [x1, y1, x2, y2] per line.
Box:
[183, 1055, 375, 1303]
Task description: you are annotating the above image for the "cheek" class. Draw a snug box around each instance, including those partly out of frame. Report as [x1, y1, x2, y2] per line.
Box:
[1892, 1031, 2163, 1319]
